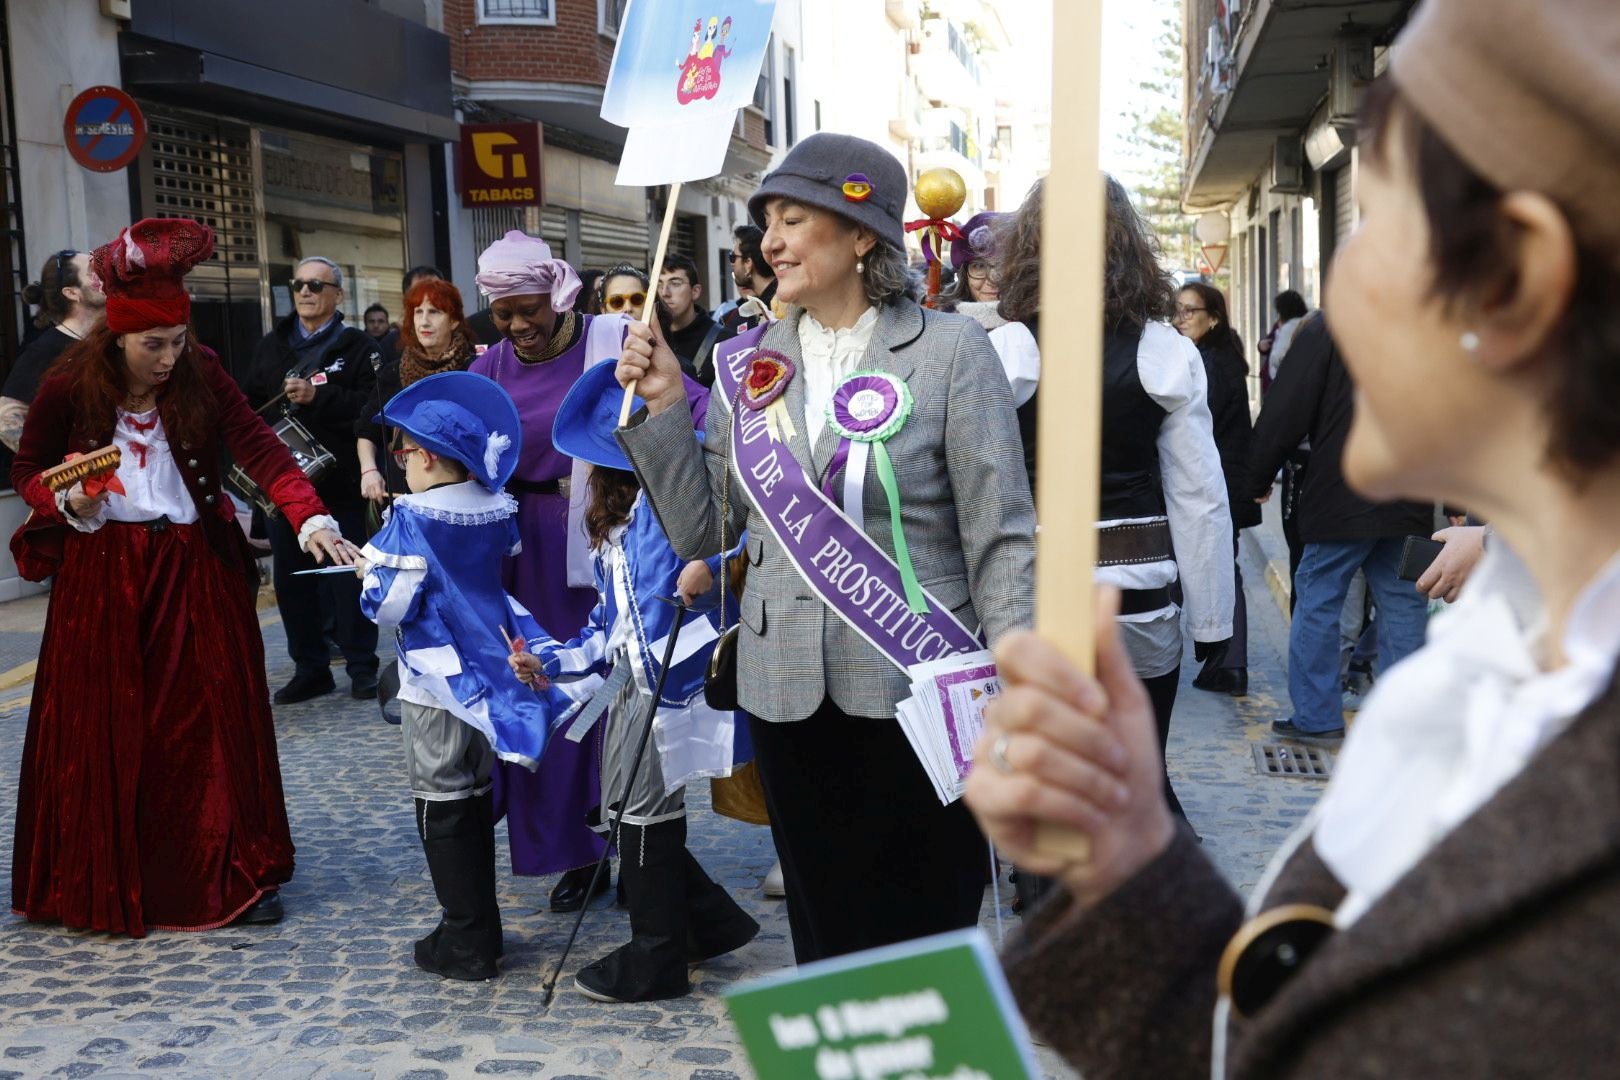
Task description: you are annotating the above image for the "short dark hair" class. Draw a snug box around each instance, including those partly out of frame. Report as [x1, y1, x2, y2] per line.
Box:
[22, 249, 83, 330]
[1179, 281, 1244, 356]
[364, 303, 388, 320]
[402, 265, 443, 296]
[1274, 289, 1308, 321]
[733, 224, 772, 280]
[660, 252, 700, 286]
[1359, 74, 1620, 476]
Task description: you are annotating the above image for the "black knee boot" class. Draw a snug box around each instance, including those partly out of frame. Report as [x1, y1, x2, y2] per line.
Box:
[415, 795, 501, 981]
[683, 848, 758, 965]
[575, 818, 691, 1002]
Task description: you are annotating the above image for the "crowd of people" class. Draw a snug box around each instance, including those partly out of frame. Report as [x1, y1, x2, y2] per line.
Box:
[7, 0, 1614, 1067]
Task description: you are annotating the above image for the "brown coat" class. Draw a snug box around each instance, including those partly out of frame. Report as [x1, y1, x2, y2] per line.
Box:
[1002, 670, 1620, 1077]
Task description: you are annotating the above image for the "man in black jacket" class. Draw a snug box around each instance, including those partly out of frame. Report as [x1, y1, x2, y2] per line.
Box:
[1248, 313, 1431, 738]
[242, 256, 381, 704]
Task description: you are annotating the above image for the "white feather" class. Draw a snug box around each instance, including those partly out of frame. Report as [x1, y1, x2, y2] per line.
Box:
[484, 432, 510, 479]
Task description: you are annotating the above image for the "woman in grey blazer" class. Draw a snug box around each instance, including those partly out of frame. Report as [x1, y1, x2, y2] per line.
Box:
[616, 133, 1036, 963]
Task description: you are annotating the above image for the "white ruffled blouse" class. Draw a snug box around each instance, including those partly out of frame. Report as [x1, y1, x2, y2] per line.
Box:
[799, 306, 879, 447]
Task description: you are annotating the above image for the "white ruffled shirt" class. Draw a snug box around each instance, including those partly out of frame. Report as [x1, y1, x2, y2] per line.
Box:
[60, 408, 198, 528]
[1315, 541, 1620, 927]
[59, 407, 341, 552]
[799, 306, 879, 447]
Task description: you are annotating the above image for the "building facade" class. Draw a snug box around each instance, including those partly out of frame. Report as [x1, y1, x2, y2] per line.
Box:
[0, 0, 459, 596]
[444, 0, 795, 311]
[1180, 0, 1415, 380]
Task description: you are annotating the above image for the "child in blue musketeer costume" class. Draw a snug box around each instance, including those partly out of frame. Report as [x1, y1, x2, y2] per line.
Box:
[358, 370, 591, 983]
[510, 360, 758, 1003]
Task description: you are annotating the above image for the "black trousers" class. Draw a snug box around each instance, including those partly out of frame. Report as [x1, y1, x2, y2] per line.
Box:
[749, 702, 987, 965]
[266, 501, 377, 681]
[1143, 667, 1186, 822]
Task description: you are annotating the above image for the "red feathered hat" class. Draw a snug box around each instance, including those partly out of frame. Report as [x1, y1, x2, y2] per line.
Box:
[90, 217, 215, 333]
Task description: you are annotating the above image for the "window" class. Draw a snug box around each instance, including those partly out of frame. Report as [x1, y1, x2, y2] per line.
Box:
[477, 0, 554, 26]
[598, 0, 628, 37]
[947, 22, 981, 83]
[782, 45, 797, 147]
[948, 121, 969, 159]
[753, 34, 777, 146]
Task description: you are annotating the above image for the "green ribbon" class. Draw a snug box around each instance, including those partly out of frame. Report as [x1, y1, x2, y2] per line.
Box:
[872, 441, 929, 614]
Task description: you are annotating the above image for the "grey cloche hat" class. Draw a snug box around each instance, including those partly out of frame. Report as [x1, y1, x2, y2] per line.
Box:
[747, 133, 908, 252]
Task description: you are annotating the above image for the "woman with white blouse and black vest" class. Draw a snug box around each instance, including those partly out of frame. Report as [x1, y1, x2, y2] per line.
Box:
[987, 176, 1233, 832]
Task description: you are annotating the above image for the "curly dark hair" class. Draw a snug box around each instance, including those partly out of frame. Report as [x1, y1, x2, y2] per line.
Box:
[1360, 75, 1620, 476]
[993, 180, 1043, 323]
[995, 176, 1176, 329]
[1103, 175, 1176, 329]
[585, 465, 641, 549]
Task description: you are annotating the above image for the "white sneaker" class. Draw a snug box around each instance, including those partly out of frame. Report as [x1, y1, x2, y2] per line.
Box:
[762, 860, 786, 899]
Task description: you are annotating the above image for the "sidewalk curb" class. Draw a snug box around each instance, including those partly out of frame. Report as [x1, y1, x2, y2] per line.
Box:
[1241, 499, 1292, 626]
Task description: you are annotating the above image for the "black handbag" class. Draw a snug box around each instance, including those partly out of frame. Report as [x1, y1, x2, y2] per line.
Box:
[704, 387, 745, 711]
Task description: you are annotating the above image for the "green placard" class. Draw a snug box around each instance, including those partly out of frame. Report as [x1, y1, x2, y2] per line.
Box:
[723, 928, 1039, 1079]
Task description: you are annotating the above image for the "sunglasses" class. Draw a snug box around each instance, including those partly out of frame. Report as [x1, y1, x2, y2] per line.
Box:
[603, 291, 648, 313]
[726, 252, 741, 263]
[389, 446, 428, 467]
[52, 249, 76, 280]
[289, 278, 337, 295]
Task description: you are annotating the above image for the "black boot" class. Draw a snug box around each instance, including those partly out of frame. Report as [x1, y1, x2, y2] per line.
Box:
[574, 819, 691, 1002]
[683, 849, 758, 965]
[470, 792, 504, 959]
[414, 796, 501, 981]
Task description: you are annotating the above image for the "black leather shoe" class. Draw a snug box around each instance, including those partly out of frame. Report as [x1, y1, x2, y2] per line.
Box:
[273, 671, 335, 705]
[1271, 718, 1344, 740]
[351, 675, 379, 700]
[236, 891, 284, 925]
[1195, 666, 1248, 697]
[550, 865, 612, 912]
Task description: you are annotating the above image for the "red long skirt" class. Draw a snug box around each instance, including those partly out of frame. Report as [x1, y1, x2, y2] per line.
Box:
[10, 520, 294, 936]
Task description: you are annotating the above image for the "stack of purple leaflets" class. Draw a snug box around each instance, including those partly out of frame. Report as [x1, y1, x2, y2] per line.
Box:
[895, 650, 1002, 805]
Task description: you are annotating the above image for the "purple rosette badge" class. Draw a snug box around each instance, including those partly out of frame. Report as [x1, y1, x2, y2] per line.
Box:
[825, 371, 929, 613]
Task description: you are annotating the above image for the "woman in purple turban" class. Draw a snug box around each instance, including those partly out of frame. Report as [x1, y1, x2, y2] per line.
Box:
[470, 231, 631, 909]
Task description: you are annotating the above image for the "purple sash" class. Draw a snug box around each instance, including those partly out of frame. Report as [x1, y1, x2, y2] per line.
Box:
[714, 328, 983, 672]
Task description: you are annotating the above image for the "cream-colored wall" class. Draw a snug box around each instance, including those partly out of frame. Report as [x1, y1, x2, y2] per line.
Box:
[10, 1, 131, 271]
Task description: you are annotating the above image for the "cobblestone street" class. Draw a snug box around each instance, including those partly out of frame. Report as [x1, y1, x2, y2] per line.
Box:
[0, 544, 1323, 1079]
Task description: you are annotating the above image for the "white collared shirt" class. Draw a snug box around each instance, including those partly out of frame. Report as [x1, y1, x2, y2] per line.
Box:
[798, 306, 879, 447]
[1315, 541, 1620, 926]
[61, 408, 199, 530]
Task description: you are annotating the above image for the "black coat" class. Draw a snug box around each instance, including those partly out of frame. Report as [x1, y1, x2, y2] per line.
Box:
[1247, 314, 1430, 543]
[242, 314, 380, 510]
[1198, 333, 1261, 530]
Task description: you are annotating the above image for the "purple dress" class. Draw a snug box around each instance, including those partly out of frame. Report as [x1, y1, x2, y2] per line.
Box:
[471, 320, 612, 875]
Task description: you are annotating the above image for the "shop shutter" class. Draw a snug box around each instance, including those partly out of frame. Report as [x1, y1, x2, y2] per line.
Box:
[1333, 165, 1356, 246]
[469, 205, 566, 264]
[140, 107, 261, 296]
[580, 212, 650, 275]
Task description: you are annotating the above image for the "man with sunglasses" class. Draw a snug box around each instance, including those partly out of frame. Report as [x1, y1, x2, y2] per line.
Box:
[243, 255, 382, 705]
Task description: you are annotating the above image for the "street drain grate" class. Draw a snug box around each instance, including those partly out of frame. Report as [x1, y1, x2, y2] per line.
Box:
[1253, 742, 1334, 779]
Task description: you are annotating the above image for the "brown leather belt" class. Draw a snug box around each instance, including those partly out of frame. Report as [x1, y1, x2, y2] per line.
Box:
[1096, 521, 1172, 566]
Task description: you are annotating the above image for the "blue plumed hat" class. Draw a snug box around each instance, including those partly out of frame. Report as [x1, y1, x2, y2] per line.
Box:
[553, 360, 707, 471]
[376, 371, 522, 491]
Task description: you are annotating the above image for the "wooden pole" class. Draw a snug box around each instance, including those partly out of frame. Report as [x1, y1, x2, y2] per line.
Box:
[618, 180, 684, 427]
[1031, 0, 1104, 863]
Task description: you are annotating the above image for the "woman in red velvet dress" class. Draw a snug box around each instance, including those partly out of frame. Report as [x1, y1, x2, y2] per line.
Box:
[9, 218, 356, 937]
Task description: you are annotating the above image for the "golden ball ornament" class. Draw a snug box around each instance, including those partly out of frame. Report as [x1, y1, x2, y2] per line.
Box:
[914, 168, 967, 220]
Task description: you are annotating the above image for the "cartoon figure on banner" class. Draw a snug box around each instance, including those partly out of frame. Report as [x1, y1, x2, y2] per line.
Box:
[677, 14, 735, 104]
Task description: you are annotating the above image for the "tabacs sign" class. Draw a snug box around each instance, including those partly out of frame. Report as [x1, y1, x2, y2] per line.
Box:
[458, 122, 544, 208]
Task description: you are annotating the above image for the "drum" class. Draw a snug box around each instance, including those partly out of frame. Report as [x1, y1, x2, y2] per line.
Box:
[226, 413, 337, 519]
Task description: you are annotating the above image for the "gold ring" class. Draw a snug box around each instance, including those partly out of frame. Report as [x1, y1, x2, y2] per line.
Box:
[990, 732, 1014, 775]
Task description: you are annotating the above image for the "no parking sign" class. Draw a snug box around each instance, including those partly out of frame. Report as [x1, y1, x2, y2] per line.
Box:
[63, 86, 146, 173]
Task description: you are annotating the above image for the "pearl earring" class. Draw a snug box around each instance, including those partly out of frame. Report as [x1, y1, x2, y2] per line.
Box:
[856, 257, 865, 274]
[1460, 331, 1481, 353]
